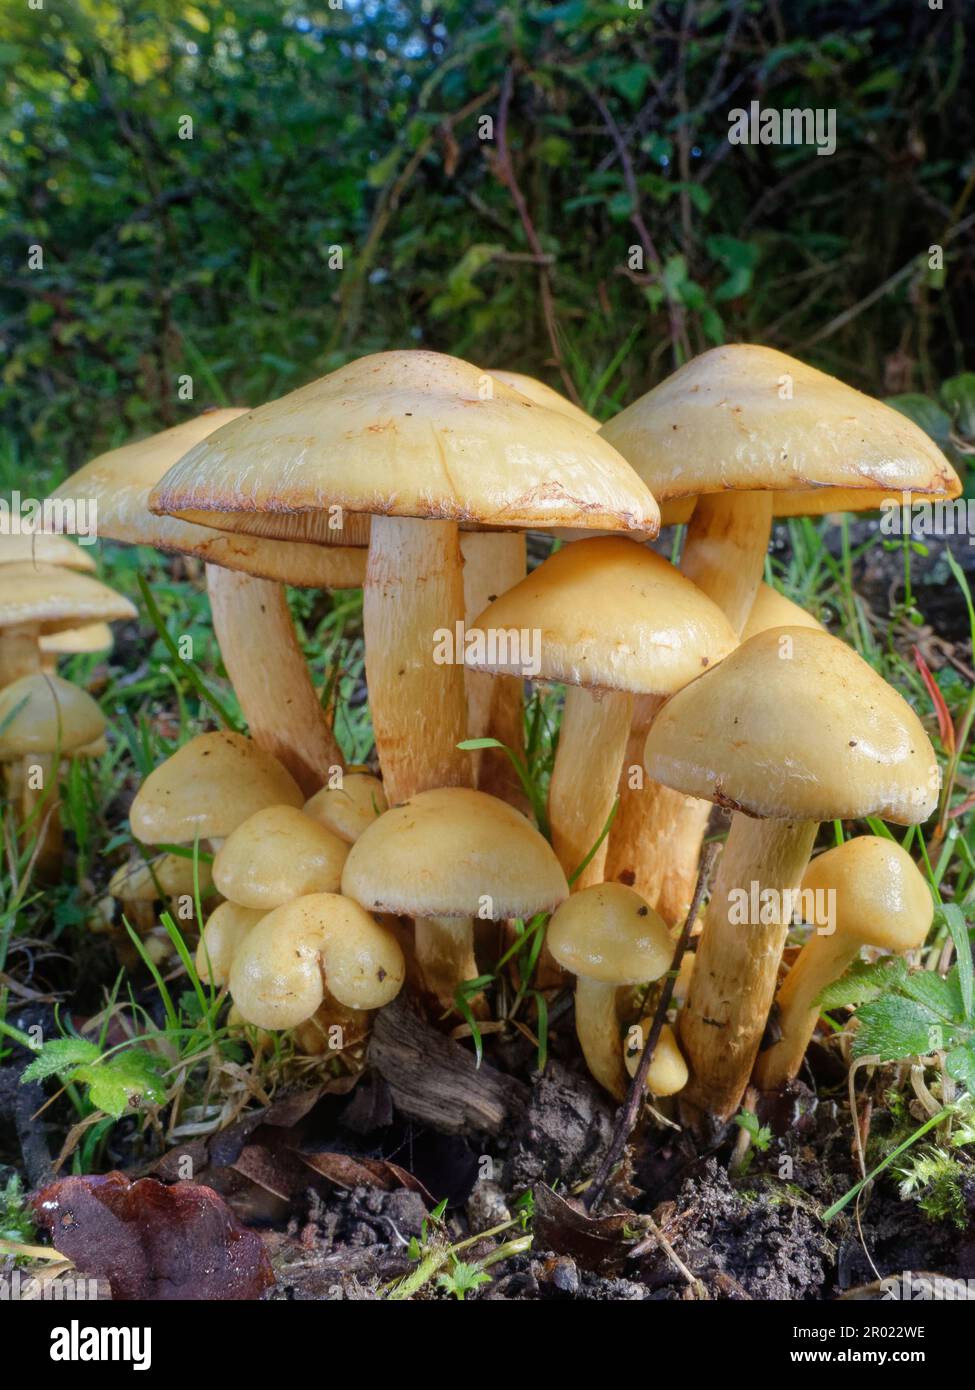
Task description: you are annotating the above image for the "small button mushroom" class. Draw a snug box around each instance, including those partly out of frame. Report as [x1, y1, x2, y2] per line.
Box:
[754, 836, 933, 1090]
[304, 772, 388, 844]
[547, 883, 672, 1099]
[0, 562, 135, 688]
[228, 893, 405, 1030]
[341, 786, 568, 1015]
[109, 851, 214, 935]
[623, 1020, 689, 1098]
[212, 804, 349, 909]
[196, 901, 266, 986]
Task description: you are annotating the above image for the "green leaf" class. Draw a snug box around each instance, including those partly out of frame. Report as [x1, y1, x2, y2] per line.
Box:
[945, 1045, 975, 1093]
[608, 64, 655, 106]
[816, 958, 907, 1010]
[73, 1050, 167, 1119]
[21, 1038, 100, 1084]
[939, 905, 974, 1019]
[899, 966, 965, 1021]
[852, 995, 947, 1062]
[941, 373, 975, 438]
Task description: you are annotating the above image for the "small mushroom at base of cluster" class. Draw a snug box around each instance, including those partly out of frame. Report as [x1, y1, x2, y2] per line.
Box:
[228, 893, 405, 1032]
[108, 851, 215, 962]
[623, 1020, 689, 1098]
[547, 883, 673, 1099]
[212, 804, 349, 909]
[196, 901, 265, 986]
[303, 771, 387, 844]
[753, 836, 933, 1091]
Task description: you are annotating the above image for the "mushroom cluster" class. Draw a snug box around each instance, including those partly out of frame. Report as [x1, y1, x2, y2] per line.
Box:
[43, 345, 954, 1128]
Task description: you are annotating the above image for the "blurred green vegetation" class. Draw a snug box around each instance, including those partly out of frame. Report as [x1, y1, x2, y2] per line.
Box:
[1, 0, 973, 478]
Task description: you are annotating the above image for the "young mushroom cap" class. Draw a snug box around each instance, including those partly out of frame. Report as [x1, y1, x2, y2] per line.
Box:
[645, 626, 939, 824]
[129, 731, 303, 845]
[624, 1021, 689, 1098]
[196, 901, 265, 986]
[0, 563, 136, 635]
[39, 622, 113, 657]
[486, 370, 599, 432]
[340, 787, 568, 920]
[212, 804, 349, 909]
[547, 883, 672, 985]
[109, 851, 213, 903]
[741, 583, 824, 643]
[228, 893, 405, 1028]
[0, 673, 106, 757]
[303, 772, 388, 844]
[0, 533, 96, 571]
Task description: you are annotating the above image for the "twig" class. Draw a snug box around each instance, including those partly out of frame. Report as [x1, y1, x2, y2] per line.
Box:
[584, 842, 719, 1213]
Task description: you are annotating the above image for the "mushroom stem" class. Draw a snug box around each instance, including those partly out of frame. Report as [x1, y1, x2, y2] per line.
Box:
[461, 532, 527, 808]
[605, 491, 772, 921]
[0, 623, 42, 689]
[574, 975, 626, 1100]
[206, 565, 342, 797]
[20, 753, 62, 879]
[549, 685, 633, 889]
[363, 515, 472, 805]
[413, 914, 481, 1014]
[752, 930, 856, 1091]
[679, 813, 818, 1126]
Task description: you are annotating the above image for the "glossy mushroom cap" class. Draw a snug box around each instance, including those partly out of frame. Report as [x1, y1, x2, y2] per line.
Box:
[196, 902, 265, 985]
[303, 772, 388, 844]
[228, 893, 405, 1028]
[600, 344, 961, 517]
[645, 627, 939, 824]
[801, 836, 933, 952]
[341, 786, 568, 920]
[0, 532, 96, 571]
[48, 412, 367, 589]
[149, 350, 660, 538]
[109, 851, 213, 903]
[466, 536, 737, 693]
[0, 563, 135, 635]
[623, 1021, 689, 1097]
[547, 883, 672, 985]
[486, 370, 599, 431]
[741, 583, 824, 643]
[213, 805, 349, 909]
[130, 731, 303, 844]
[0, 673, 106, 756]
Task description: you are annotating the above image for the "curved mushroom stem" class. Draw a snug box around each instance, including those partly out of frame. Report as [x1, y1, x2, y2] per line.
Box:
[574, 975, 626, 1100]
[364, 516, 472, 806]
[549, 685, 633, 890]
[679, 813, 818, 1129]
[605, 491, 772, 923]
[461, 532, 527, 809]
[1, 623, 42, 689]
[20, 752, 62, 880]
[413, 914, 482, 1016]
[206, 566, 342, 797]
[752, 929, 858, 1091]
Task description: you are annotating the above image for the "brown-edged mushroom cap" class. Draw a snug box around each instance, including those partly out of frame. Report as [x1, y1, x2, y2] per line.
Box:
[212, 804, 349, 909]
[0, 563, 135, 636]
[624, 1021, 689, 1098]
[645, 625, 938, 824]
[303, 772, 388, 844]
[486, 370, 599, 432]
[109, 851, 214, 904]
[228, 893, 405, 1028]
[196, 901, 265, 986]
[130, 731, 303, 845]
[0, 673, 106, 757]
[547, 883, 672, 1097]
[755, 836, 933, 1089]
[0, 532, 96, 571]
[741, 583, 825, 643]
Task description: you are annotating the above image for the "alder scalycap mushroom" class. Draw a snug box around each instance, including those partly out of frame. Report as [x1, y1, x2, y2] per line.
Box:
[0, 532, 96, 571]
[196, 902, 265, 986]
[624, 1021, 689, 1097]
[229, 893, 405, 1028]
[213, 804, 350, 909]
[40, 621, 113, 657]
[645, 626, 939, 824]
[303, 772, 388, 844]
[109, 852, 214, 903]
[801, 835, 934, 952]
[0, 673, 106, 757]
[547, 883, 672, 985]
[486, 370, 599, 432]
[130, 731, 303, 845]
[741, 583, 824, 643]
[0, 563, 136, 635]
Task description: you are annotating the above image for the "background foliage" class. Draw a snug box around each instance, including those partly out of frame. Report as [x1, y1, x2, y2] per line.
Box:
[2, 0, 974, 476]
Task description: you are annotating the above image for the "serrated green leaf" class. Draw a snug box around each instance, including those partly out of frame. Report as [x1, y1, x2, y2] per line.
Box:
[899, 967, 965, 1021]
[816, 958, 907, 1010]
[21, 1038, 100, 1084]
[73, 1050, 167, 1119]
[852, 995, 947, 1062]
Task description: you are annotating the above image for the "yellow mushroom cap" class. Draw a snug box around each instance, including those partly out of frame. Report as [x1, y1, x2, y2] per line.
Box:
[801, 836, 933, 953]
[623, 1021, 689, 1097]
[109, 851, 214, 903]
[466, 536, 737, 693]
[600, 344, 960, 514]
[149, 350, 660, 538]
[228, 893, 405, 1028]
[0, 563, 135, 635]
[303, 772, 388, 844]
[130, 731, 303, 845]
[547, 883, 672, 985]
[213, 804, 349, 909]
[0, 532, 96, 571]
[486, 370, 599, 432]
[0, 674, 106, 757]
[645, 626, 938, 824]
[40, 621, 113, 656]
[741, 583, 824, 643]
[341, 786, 568, 920]
[48, 412, 367, 589]
[196, 901, 265, 986]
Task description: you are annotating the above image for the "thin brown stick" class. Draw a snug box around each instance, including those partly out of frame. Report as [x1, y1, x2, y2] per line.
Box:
[584, 842, 719, 1214]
